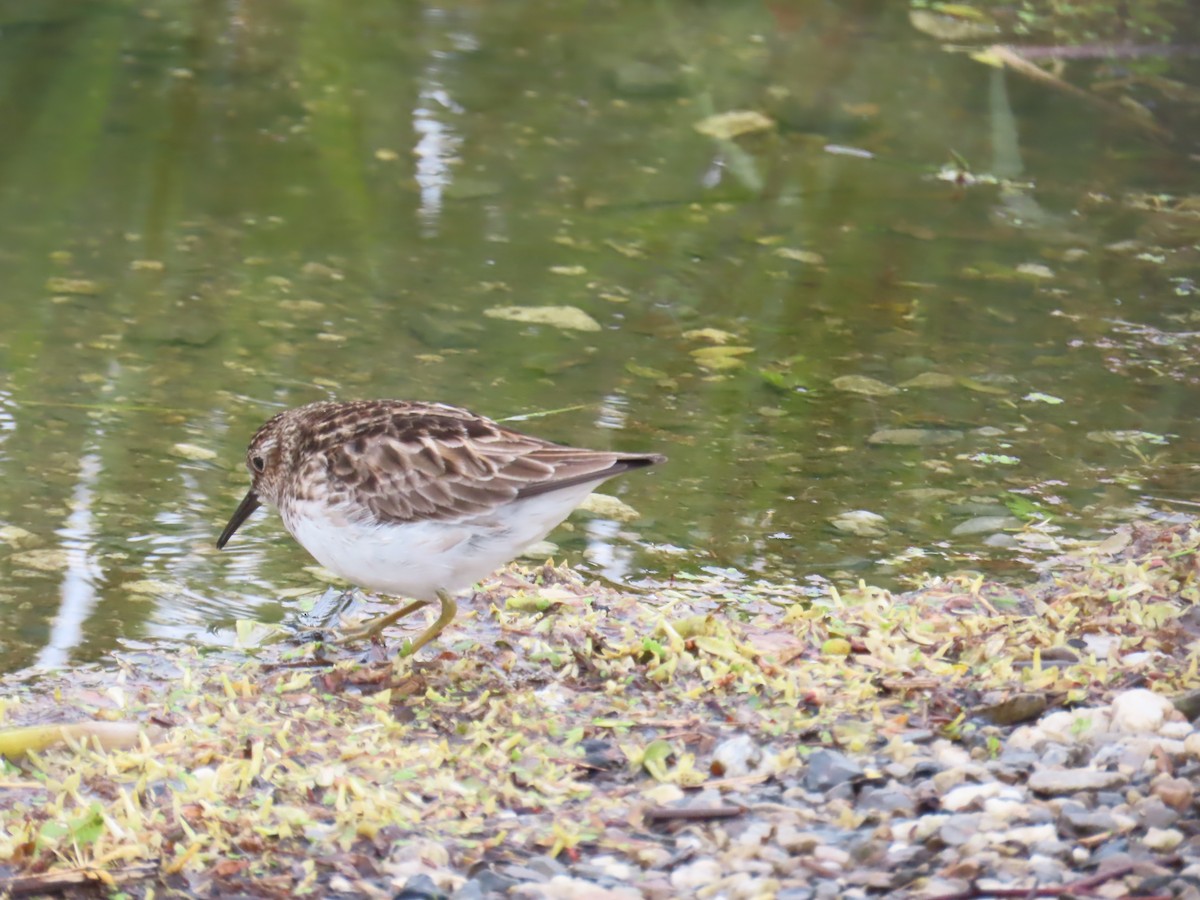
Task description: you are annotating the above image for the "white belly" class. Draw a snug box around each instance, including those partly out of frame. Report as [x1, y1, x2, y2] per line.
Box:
[280, 482, 600, 600]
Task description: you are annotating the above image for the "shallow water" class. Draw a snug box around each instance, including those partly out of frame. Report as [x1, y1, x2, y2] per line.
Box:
[1, 1, 1199, 672]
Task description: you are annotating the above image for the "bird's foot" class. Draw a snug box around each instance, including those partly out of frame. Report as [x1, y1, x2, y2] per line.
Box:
[397, 591, 458, 657]
[333, 598, 431, 646]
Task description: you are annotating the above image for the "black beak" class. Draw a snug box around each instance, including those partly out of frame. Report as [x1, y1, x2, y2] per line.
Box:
[217, 489, 262, 549]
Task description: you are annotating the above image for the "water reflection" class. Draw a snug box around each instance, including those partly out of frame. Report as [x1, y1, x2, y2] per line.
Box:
[36, 453, 102, 669]
[0, 1, 1195, 672]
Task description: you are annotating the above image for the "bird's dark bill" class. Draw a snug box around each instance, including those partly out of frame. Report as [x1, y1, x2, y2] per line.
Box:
[217, 489, 261, 549]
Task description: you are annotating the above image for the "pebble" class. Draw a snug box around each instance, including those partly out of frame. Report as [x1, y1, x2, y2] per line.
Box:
[670, 859, 723, 892]
[1153, 775, 1195, 811]
[1144, 827, 1185, 852]
[941, 781, 1012, 812]
[1028, 767, 1128, 794]
[803, 749, 864, 792]
[1111, 688, 1176, 733]
[857, 783, 916, 817]
[396, 874, 444, 899]
[1136, 796, 1181, 829]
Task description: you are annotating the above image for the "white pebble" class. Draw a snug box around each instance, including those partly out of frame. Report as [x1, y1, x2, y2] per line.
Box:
[1186, 732, 1200, 758]
[1143, 827, 1184, 851]
[942, 782, 1005, 812]
[1111, 689, 1175, 733]
[1160, 721, 1193, 740]
[670, 859, 722, 891]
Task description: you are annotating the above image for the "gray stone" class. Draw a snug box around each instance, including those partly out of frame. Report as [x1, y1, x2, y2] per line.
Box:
[1136, 796, 1181, 830]
[451, 881, 485, 900]
[804, 749, 864, 792]
[776, 889, 815, 900]
[1061, 806, 1117, 834]
[858, 784, 917, 817]
[472, 869, 522, 895]
[1028, 767, 1127, 795]
[500, 864, 548, 884]
[396, 874, 445, 900]
[526, 856, 569, 880]
[1039, 743, 1075, 768]
[938, 814, 983, 846]
[1028, 854, 1066, 882]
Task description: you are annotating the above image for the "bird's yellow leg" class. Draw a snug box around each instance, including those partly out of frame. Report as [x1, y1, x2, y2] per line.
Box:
[399, 590, 458, 657]
[334, 598, 430, 645]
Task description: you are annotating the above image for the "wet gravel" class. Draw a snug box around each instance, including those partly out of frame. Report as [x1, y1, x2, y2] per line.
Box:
[387, 687, 1200, 899]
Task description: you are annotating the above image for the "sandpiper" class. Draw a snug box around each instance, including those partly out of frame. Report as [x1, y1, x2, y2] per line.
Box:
[217, 399, 665, 654]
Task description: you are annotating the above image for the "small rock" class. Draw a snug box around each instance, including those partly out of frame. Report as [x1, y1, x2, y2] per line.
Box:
[1143, 827, 1185, 852]
[812, 844, 850, 868]
[1185, 732, 1200, 758]
[396, 874, 445, 900]
[1000, 824, 1058, 847]
[1160, 721, 1194, 740]
[1006, 725, 1047, 752]
[991, 747, 1039, 780]
[514, 877, 642, 899]
[932, 767, 975, 794]
[712, 734, 772, 777]
[938, 814, 982, 846]
[1152, 775, 1195, 811]
[1111, 689, 1176, 733]
[1028, 767, 1127, 795]
[670, 859, 722, 892]
[1136, 796, 1181, 830]
[524, 856, 568, 880]
[1039, 742, 1076, 768]
[942, 781, 1008, 812]
[916, 878, 971, 898]
[858, 783, 917, 817]
[504, 865, 550, 884]
[982, 797, 1031, 824]
[451, 882, 485, 900]
[776, 825, 822, 853]
[1061, 806, 1117, 835]
[804, 749, 864, 792]
[1027, 854, 1065, 883]
[775, 888, 815, 900]
[1037, 708, 1110, 743]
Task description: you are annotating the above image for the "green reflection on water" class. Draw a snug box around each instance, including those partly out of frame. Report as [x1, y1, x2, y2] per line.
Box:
[0, 0, 1198, 672]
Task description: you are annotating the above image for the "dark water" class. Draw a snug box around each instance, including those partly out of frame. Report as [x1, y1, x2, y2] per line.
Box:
[1, 0, 1199, 672]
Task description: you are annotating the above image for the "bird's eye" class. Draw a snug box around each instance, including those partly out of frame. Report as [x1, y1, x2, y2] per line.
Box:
[251, 456, 266, 473]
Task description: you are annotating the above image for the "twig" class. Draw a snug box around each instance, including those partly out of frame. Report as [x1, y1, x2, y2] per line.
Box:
[258, 658, 336, 672]
[644, 805, 746, 822]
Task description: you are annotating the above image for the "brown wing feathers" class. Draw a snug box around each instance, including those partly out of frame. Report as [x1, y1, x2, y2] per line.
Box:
[306, 402, 661, 526]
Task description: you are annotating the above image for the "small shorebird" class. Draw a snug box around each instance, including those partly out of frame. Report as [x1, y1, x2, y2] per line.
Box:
[217, 400, 665, 654]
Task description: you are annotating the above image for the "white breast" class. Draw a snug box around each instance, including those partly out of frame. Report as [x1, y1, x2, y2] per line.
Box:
[280, 481, 602, 600]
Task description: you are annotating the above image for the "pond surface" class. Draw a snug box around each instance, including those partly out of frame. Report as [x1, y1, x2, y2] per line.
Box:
[1, 0, 1199, 673]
